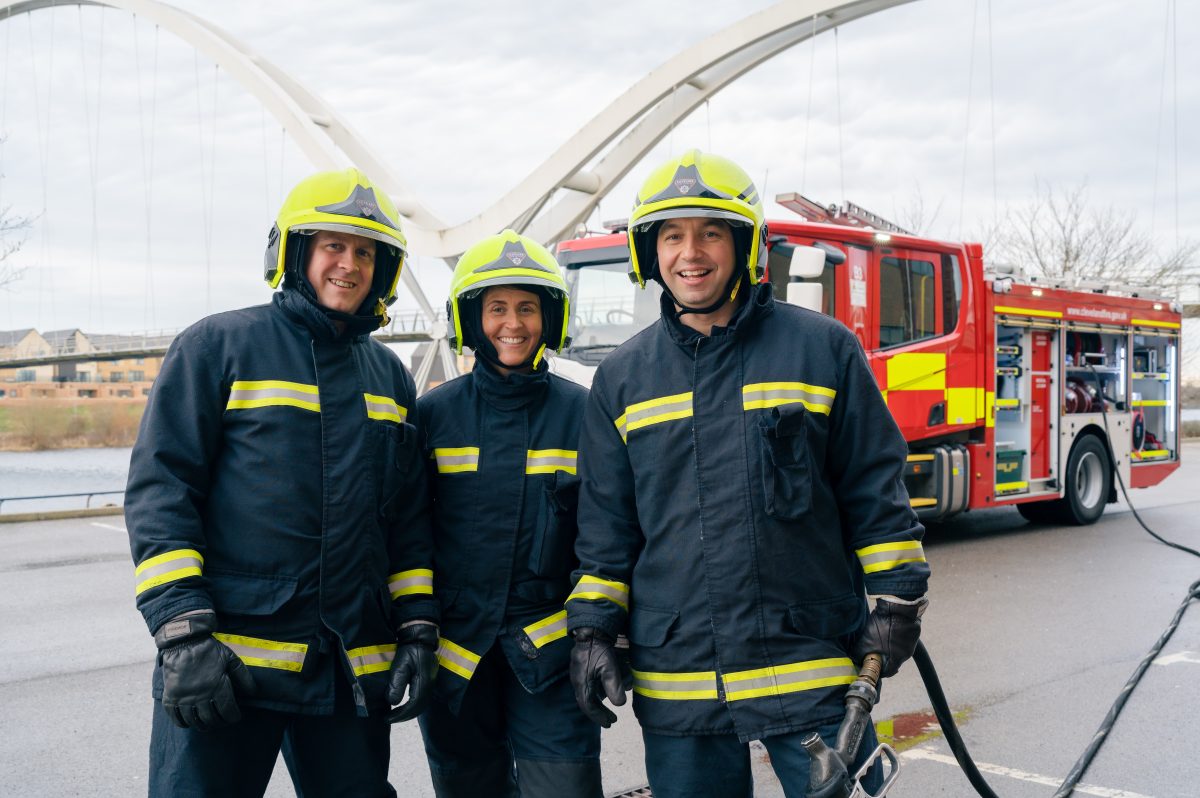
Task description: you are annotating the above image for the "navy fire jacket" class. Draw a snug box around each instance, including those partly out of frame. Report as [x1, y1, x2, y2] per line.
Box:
[566, 284, 930, 741]
[126, 289, 436, 716]
[418, 359, 587, 713]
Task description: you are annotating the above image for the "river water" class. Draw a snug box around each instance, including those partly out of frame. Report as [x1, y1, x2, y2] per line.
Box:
[0, 447, 131, 513]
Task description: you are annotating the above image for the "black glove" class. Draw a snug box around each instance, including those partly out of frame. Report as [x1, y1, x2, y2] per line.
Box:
[154, 610, 257, 730]
[569, 627, 627, 728]
[852, 595, 928, 678]
[386, 622, 439, 723]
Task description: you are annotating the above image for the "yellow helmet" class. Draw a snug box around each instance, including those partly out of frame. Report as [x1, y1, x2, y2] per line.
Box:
[447, 229, 571, 362]
[264, 168, 408, 325]
[628, 149, 767, 291]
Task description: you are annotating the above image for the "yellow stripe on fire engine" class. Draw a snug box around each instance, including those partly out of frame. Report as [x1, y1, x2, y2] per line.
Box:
[946, 387, 979, 425]
[994, 305, 1062, 319]
[886, 353, 946, 392]
[1131, 318, 1181, 329]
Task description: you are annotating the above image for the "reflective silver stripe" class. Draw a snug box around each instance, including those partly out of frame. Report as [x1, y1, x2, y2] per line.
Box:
[631, 669, 720, 700]
[566, 575, 630, 611]
[226, 380, 320, 412]
[346, 644, 396, 677]
[432, 447, 480, 473]
[212, 633, 308, 672]
[436, 638, 482, 681]
[133, 549, 204, 596]
[723, 658, 856, 701]
[855, 541, 927, 574]
[388, 568, 433, 598]
[614, 392, 694, 442]
[522, 610, 568, 649]
[525, 449, 577, 475]
[742, 382, 836, 415]
[364, 393, 408, 423]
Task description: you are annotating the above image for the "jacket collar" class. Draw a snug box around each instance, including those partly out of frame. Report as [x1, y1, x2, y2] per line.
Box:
[274, 289, 376, 344]
[471, 356, 549, 411]
[660, 282, 775, 347]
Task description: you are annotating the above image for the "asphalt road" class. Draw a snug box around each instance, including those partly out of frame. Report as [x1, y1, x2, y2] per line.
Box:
[1, 441, 1197, 797]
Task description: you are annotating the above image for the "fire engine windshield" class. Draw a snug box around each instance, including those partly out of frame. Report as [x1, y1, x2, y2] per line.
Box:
[559, 243, 662, 365]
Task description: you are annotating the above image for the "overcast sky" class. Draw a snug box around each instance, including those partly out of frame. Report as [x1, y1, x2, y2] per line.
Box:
[0, 0, 1195, 349]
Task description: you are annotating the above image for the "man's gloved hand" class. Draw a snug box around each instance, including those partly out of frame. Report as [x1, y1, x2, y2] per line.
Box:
[386, 622, 439, 723]
[154, 610, 257, 730]
[852, 595, 929, 678]
[570, 627, 626, 728]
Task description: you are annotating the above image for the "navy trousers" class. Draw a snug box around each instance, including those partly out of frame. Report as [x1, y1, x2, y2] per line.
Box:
[419, 643, 602, 798]
[643, 718, 884, 798]
[148, 676, 394, 798]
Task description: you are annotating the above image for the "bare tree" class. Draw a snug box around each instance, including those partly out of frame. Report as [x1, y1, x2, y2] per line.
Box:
[985, 180, 1198, 296]
[0, 204, 31, 290]
[892, 185, 944, 237]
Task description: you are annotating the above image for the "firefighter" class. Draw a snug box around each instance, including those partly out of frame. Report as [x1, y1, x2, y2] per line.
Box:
[565, 150, 930, 798]
[126, 168, 439, 797]
[417, 230, 601, 797]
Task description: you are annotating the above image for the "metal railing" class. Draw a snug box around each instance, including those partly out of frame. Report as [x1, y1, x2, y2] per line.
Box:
[0, 490, 125, 513]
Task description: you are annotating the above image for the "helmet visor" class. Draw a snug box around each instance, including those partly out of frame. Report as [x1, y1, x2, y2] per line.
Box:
[292, 222, 407, 256]
[632, 206, 754, 231]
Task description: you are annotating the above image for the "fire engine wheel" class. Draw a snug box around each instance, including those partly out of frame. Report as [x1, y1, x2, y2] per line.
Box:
[1060, 434, 1112, 525]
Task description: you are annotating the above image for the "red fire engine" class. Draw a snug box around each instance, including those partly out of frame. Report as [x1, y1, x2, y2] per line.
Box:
[554, 195, 1183, 525]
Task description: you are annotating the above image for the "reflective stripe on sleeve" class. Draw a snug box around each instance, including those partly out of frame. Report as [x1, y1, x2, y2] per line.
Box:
[566, 575, 630, 611]
[226, 380, 320, 413]
[133, 549, 204, 596]
[855, 540, 927, 574]
[525, 449, 577, 475]
[388, 568, 433, 598]
[346, 643, 397, 677]
[522, 610, 568, 649]
[364, 393, 408, 423]
[632, 669, 719, 700]
[742, 381, 836, 415]
[212, 633, 308, 672]
[722, 657, 856, 701]
[432, 447, 480, 474]
[436, 638, 482, 681]
[614, 392, 693, 442]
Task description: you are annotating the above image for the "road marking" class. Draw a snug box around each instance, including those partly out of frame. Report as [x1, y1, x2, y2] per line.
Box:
[91, 522, 127, 533]
[1152, 651, 1200, 667]
[902, 747, 1153, 798]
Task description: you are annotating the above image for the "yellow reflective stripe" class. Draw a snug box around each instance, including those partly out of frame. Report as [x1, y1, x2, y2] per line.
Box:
[134, 549, 204, 596]
[1131, 318, 1180, 329]
[522, 610, 569, 649]
[614, 392, 693, 442]
[723, 657, 856, 701]
[436, 638, 482, 681]
[213, 633, 308, 672]
[432, 447, 480, 473]
[995, 481, 1028, 494]
[1131, 400, 1168, 407]
[346, 643, 397, 677]
[388, 568, 433, 598]
[632, 669, 720, 700]
[364, 393, 408, 423]
[995, 305, 1063, 319]
[566, 575, 630, 611]
[741, 381, 836, 414]
[226, 380, 320, 412]
[525, 449, 577, 475]
[855, 540, 927, 575]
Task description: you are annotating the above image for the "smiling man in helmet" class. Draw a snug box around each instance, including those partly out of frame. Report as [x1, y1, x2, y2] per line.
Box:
[415, 230, 601, 797]
[126, 168, 438, 797]
[565, 150, 930, 797]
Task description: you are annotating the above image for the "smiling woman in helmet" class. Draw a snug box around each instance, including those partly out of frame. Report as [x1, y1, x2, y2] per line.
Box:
[416, 230, 601, 797]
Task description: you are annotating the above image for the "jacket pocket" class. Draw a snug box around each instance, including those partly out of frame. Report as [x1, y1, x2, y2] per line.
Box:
[787, 594, 864, 640]
[376, 422, 419, 515]
[207, 569, 299, 616]
[759, 404, 814, 520]
[628, 605, 679, 648]
[529, 472, 581, 578]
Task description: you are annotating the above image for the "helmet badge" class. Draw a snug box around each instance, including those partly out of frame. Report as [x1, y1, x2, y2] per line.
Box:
[506, 251, 526, 265]
[355, 198, 379, 219]
[674, 178, 697, 194]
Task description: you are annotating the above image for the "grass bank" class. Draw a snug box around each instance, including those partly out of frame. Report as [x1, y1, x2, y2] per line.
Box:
[0, 400, 144, 451]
